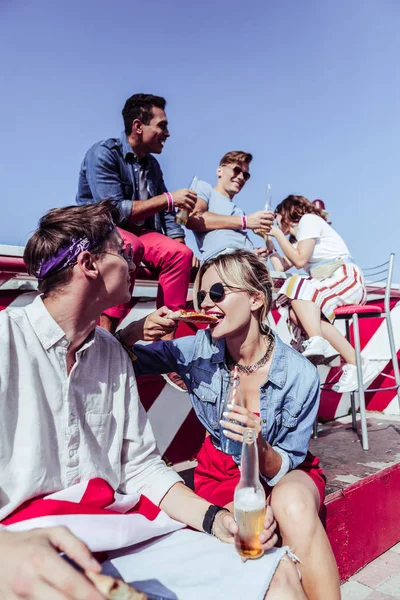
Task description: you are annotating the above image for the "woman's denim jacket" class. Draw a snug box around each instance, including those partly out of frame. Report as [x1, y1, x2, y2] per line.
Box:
[133, 330, 320, 487]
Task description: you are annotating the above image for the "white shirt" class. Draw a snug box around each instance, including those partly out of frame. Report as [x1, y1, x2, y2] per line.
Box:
[0, 296, 182, 521]
[296, 214, 351, 270]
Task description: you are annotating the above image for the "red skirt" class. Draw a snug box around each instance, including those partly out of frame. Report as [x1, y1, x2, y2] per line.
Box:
[194, 437, 326, 509]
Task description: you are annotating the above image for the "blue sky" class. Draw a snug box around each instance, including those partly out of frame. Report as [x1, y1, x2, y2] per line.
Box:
[1, 0, 400, 279]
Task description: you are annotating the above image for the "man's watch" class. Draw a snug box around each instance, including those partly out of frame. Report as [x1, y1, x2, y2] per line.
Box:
[202, 504, 229, 535]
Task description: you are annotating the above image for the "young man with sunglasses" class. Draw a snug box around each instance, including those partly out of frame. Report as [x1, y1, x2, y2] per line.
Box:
[76, 93, 196, 336]
[186, 151, 274, 262]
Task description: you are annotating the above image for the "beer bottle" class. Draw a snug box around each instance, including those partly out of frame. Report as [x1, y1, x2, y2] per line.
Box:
[234, 428, 266, 560]
[176, 175, 198, 225]
[219, 375, 244, 456]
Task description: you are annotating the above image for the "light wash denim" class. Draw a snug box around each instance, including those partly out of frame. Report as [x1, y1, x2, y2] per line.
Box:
[76, 133, 184, 239]
[133, 330, 320, 486]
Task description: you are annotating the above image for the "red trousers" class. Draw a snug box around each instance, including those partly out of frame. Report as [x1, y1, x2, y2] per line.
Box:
[103, 228, 193, 321]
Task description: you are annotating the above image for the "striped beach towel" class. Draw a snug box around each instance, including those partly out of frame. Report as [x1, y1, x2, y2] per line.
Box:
[2, 478, 184, 551]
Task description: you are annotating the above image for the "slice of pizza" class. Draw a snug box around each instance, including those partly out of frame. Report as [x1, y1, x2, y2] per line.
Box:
[86, 571, 147, 600]
[167, 309, 218, 324]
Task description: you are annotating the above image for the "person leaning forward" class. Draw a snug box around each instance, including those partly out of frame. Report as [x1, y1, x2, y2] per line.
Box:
[76, 93, 196, 336]
[0, 200, 305, 600]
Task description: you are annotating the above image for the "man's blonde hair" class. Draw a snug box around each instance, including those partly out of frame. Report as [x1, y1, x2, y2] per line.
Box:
[193, 249, 273, 331]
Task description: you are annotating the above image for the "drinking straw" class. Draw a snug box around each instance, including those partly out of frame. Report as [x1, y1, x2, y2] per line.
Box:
[231, 365, 239, 405]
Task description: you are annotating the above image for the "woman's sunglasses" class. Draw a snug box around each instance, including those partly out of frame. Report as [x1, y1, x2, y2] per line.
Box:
[197, 282, 242, 307]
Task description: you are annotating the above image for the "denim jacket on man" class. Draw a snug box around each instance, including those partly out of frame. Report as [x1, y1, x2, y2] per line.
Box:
[133, 330, 320, 486]
[76, 133, 184, 239]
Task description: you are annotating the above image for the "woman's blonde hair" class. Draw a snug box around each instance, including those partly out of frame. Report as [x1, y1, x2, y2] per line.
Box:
[193, 249, 273, 332]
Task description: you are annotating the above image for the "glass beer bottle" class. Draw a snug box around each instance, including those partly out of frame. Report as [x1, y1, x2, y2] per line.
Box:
[234, 428, 266, 559]
[219, 375, 244, 456]
[254, 183, 273, 242]
[176, 175, 198, 225]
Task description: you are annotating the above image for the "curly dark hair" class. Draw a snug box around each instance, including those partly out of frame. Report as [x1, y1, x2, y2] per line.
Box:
[122, 93, 167, 135]
[275, 195, 328, 232]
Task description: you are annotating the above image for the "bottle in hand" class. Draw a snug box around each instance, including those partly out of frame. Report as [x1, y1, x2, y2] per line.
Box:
[234, 428, 266, 560]
[176, 175, 198, 225]
[254, 184, 273, 242]
[219, 369, 244, 456]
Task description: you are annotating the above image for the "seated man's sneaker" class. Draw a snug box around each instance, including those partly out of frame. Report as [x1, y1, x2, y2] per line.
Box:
[302, 336, 332, 364]
[162, 372, 187, 392]
[333, 360, 380, 393]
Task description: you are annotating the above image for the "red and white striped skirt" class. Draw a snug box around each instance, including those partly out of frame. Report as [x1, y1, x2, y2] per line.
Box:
[275, 263, 367, 349]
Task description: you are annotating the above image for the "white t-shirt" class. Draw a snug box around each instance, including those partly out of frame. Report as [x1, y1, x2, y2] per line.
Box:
[296, 214, 351, 269]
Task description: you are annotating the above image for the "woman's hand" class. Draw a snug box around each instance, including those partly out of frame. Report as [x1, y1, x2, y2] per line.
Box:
[119, 307, 177, 345]
[265, 225, 282, 238]
[220, 403, 261, 442]
[142, 307, 177, 340]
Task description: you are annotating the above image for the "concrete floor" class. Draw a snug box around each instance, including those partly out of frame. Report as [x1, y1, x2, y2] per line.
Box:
[341, 542, 400, 599]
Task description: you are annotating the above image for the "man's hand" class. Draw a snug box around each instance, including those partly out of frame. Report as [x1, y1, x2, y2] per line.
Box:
[247, 210, 274, 231]
[212, 505, 278, 552]
[0, 526, 104, 600]
[259, 504, 278, 551]
[171, 189, 197, 212]
[212, 510, 237, 544]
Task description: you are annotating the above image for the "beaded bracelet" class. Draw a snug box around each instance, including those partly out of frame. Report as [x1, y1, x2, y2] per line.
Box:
[241, 215, 247, 230]
[164, 192, 175, 212]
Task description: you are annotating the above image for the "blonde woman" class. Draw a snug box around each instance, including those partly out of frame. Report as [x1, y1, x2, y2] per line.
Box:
[121, 249, 340, 600]
[266, 195, 379, 393]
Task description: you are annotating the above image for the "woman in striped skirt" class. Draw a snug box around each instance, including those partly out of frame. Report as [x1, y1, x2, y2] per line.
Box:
[265, 195, 379, 393]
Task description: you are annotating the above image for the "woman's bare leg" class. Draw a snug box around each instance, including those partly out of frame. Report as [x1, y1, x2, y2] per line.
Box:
[320, 320, 356, 364]
[265, 557, 307, 600]
[271, 470, 340, 600]
[290, 301, 356, 364]
[290, 300, 324, 338]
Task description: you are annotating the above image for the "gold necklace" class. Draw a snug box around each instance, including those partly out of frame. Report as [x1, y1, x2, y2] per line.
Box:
[226, 330, 275, 375]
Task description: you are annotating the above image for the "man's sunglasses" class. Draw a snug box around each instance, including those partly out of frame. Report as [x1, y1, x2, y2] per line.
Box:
[231, 165, 251, 182]
[97, 243, 135, 268]
[121, 244, 134, 264]
[197, 282, 242, 307]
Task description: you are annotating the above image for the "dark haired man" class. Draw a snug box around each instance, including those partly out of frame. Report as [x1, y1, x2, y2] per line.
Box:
[0, 200, 297, 600]
[186, 151, 274, 261]
[76, 93, 196, 337]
